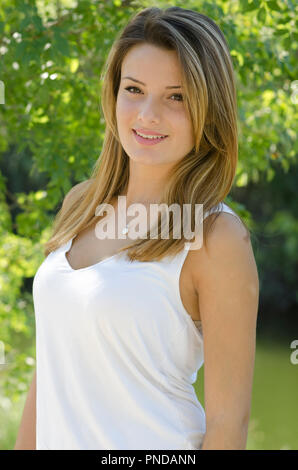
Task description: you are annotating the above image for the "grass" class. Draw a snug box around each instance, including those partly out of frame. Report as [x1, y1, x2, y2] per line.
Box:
[195, 335, 298, 450]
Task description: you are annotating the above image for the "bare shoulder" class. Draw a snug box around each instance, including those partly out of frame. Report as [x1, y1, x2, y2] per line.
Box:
[61, 179, 92, 210]
[190, 211, 254, 285]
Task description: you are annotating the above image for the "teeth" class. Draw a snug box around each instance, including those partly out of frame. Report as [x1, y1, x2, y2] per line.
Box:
[135, 130, 166, 140]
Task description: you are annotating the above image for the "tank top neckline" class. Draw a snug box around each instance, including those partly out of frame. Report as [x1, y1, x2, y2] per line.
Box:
[64, 234, 126, 273]
[62, 200, 231, 274]
[62, 234, 202, 329]
[63, 233, 189, 274]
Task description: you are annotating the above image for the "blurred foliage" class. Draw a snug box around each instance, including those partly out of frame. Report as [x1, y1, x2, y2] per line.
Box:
[0, 0, 297, 449]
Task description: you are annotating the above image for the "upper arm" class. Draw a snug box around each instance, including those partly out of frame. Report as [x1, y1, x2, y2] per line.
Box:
[14, 370, 37, 449]
[192, 212, 259, 429]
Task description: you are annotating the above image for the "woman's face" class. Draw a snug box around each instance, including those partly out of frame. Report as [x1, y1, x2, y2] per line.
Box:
[116, 43, 194, 167]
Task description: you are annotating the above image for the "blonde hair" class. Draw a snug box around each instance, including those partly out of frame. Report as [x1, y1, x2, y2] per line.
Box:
[44, 6, 249, 261]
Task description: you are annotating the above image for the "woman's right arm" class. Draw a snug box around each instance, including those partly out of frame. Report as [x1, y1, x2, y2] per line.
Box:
[13, 370, 36, 450]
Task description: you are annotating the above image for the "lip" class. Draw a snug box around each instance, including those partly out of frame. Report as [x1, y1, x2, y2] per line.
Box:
[132, 129, 168, 146]
[133, 128, 168, 137]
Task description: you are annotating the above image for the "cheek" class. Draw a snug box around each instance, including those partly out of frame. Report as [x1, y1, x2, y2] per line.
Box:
[117, 95, 135, 116]
[175, 119, 194, 148]
[174, 116, 192, 136]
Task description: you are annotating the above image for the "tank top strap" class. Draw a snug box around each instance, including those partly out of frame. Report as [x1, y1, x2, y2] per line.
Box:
[159, 201, 242, 310]
[165, 201, 241, 265]
[204, 201, 242, 222]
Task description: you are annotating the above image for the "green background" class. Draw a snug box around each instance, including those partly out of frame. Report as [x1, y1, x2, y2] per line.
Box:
[0, 0, 297, 450]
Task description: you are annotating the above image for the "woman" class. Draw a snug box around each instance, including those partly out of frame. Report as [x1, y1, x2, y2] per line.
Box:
[15, 6, 259, 450]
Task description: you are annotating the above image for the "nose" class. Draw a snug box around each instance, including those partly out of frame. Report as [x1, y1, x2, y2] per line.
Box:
[137, 96, 161, 123]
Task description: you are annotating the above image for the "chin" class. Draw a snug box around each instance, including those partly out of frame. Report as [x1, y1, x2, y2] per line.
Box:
[128, 153, 165, 164]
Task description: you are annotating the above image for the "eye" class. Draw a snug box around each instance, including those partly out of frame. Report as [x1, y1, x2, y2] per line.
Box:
[124, 86, 142, 94]
[171, 93, 183, 102]
[124, 86, 183, 102]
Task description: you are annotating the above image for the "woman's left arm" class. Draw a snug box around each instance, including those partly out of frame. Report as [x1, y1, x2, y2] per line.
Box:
[191, 212, 260, 450]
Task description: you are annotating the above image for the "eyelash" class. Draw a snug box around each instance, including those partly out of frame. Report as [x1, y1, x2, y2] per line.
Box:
[124, 86, 183, 102]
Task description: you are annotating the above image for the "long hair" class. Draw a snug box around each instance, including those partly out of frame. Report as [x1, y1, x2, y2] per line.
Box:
[44, 6, 249, 261]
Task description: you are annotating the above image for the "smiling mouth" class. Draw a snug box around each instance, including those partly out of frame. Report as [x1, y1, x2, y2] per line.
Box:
[132, 129, 168, 139]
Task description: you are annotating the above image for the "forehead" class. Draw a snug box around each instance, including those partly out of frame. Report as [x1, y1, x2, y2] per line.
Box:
[121, 43, 182, 82]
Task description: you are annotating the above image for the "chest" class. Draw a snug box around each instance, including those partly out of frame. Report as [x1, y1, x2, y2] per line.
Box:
[66, 223, 201, 323]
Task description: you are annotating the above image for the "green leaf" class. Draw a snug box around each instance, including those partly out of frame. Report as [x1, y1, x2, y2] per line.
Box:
[32, 14, 44, 33]
[53, 30, 70, 56]
[266, 167, 275, 182]
[267, 0, 281, 12]
[240, 0, 259, 12]
[257, 7, 267, 23]
[274, 28, 289, 36]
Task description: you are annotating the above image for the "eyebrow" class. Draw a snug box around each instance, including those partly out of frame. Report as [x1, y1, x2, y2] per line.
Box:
[122, 76, 182, 89]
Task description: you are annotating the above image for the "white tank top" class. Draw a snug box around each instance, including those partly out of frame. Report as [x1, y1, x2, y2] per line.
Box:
[33, 202, 241, 450]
